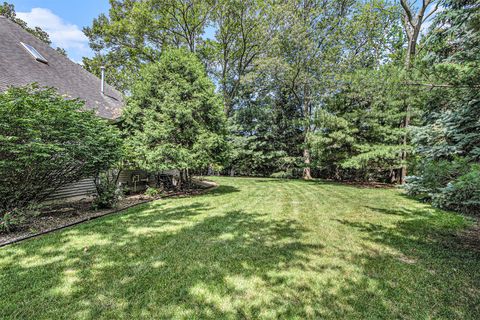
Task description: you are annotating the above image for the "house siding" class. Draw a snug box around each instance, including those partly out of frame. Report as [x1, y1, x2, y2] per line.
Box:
[45, 178, 97, 201]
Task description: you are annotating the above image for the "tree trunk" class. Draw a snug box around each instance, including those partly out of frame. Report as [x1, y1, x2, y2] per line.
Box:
[398, 42, 414, 184]
[302, 82, 313, 180]
[303, 146, 312, 180]
[399, 102, 410, 184]
[398, 0, 436, 184]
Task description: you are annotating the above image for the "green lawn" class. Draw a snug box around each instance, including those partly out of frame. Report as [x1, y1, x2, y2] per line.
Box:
[1, 177, 479, 319]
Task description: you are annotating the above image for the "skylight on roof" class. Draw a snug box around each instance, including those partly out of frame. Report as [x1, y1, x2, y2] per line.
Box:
[20, 42, 48, 64]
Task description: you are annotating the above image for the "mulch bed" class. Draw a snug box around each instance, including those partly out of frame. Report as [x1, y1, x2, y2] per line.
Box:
[0, 180, 217, 247]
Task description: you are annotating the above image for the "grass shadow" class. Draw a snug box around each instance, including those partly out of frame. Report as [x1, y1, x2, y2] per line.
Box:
[1, 178, 479, 319]
[0, 204, 323, 319]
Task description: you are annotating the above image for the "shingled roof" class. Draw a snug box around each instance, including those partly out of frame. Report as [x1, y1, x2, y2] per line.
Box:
[0, 16, 123, 119]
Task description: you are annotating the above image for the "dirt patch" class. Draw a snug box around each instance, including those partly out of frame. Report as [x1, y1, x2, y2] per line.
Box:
[0, 179, 217, 247]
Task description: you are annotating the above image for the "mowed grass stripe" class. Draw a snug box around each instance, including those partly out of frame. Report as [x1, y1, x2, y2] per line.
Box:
[0, 177, 478, 319]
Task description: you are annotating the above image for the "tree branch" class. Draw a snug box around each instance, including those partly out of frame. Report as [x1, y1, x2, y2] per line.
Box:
[400, 0, 414, 27]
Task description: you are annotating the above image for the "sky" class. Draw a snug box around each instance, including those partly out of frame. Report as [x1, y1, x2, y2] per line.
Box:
[9, 0, 111, 63]
[10, 0, 217, 63]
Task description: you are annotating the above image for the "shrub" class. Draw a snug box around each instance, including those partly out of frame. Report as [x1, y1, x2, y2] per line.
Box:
[0, 85, 122, 212]
[0, 211, 22, 233]
[145, 187, 161, 197]
[0, 206, 38, 233]
[432, 165, 480, 215]
[92, 171, 123, 209]
[405, 158, 471, 199]
[406, 158, 480, 215]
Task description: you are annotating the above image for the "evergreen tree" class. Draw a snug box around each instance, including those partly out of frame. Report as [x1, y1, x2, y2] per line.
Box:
[122, 49, 227, 187]
[311, 66, 409, 182]
[406, 0, 480, 214]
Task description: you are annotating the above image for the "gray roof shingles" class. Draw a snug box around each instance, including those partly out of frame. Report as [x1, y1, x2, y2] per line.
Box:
[0, 16, 123, 119]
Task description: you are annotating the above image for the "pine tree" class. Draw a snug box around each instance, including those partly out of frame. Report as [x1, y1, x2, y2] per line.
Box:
[122, 49, 227, 188]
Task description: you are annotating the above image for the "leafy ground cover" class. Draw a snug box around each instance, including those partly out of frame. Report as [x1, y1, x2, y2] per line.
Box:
[0, 177, 478, 319]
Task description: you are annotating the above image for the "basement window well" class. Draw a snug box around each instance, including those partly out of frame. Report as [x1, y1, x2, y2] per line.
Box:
[20, 42, 48, 64]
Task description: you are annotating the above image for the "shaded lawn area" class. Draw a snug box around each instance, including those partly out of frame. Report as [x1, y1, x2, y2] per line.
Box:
[1, 177, 479, 319]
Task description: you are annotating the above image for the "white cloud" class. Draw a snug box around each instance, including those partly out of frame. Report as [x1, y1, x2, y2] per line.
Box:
[17, 8, 89, 54]
[421, 5, 444, 36]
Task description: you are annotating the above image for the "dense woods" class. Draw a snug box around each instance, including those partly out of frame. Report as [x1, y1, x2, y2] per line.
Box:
[80, 0, 479, 214]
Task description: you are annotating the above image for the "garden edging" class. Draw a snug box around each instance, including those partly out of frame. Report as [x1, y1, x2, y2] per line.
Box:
[0, 180, 218, 248]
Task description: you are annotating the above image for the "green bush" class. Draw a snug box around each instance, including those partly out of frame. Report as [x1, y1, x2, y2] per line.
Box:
[0, 206, 38, 233]
[432, 165, 480, 215]
[145, 187, 161, 197]
[405, 158, 471, 199]
[406, 159, 480, 215]
[0, 211, 22, 233]
[92, 172, 123, 209]
[0, 85, 122, 213]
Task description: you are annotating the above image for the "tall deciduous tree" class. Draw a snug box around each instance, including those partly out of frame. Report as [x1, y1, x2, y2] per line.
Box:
[83, 0, 213, 91]
[207, 0, 268, 116]
[398, 0, 438, 183]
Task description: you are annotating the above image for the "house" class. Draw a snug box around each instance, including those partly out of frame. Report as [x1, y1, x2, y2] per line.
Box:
[0, 15, 125, 200]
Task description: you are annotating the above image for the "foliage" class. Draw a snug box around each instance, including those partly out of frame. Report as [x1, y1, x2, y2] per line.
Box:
[0, 210, 24, 233]
[0, 205, 39, 233]
[226, 88, 303, 176]
[405, 158, 471, 199]
[0, 85, 122, 212]
[205, 0, 269, 116]
[92, 171, 123, 209]
[406, 160, 480, 215]
[86, 0, 478, 214]
[144, 187, 161, 197]
[86, 0, 403, 180]
[405, 0, 480, 214]
[83, 0, 213, 91]
[432, 165, 480, 215]
[122, 49, 227, 185]
[310, 66, 411, 182]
